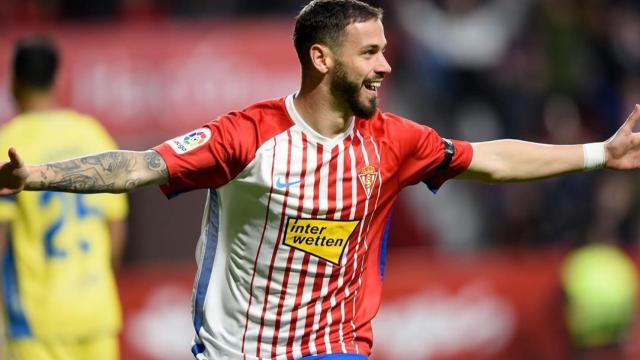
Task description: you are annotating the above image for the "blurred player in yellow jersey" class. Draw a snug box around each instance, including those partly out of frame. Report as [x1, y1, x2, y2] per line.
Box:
[0, 36, 128, 360]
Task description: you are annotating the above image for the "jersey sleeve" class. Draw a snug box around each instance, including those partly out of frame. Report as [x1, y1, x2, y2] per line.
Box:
[389, 114, 473, 192]
[422, 138, 473, 192]
[153, 112, 258, 197]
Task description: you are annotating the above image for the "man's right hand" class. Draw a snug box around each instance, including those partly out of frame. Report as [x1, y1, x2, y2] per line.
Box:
[0, 148, 28, 195]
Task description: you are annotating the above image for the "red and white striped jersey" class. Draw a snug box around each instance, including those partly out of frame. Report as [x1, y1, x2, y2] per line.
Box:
[153, 94, 473, 360]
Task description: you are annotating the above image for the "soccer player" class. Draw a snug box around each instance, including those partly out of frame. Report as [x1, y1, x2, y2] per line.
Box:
[0, 1, 640, 359]
[0, 37, 128, 360]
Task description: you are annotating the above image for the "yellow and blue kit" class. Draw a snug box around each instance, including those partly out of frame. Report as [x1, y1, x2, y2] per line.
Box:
[0, 110, 127, 342]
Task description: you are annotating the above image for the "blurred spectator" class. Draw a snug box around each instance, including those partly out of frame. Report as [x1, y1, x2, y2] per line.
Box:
[397, 0, 531, 69]
[393, 0, 532, 133]
[537, 0, 594, 96]
[606, 3, 640, 75]
[58, 0, 121, 20]
[167, 0, 303, 17]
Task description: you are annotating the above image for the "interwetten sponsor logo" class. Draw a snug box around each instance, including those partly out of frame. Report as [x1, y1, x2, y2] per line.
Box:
[283, 217, 361, 265]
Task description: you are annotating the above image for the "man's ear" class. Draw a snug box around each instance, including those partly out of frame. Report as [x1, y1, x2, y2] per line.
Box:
[309, 44, 334, 74]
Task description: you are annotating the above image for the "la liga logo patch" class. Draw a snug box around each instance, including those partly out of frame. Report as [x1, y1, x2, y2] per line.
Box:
[167, 128, 211, 154]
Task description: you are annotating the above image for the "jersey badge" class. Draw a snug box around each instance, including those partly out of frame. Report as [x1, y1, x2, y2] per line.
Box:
[166, 128, 211, 154]
[283, 217, 361, 265]
[358, 165, 378, 199]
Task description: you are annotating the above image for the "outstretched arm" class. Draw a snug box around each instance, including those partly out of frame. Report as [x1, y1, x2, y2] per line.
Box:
[0, 148, 168, 195]
[459, 105, 640, 182]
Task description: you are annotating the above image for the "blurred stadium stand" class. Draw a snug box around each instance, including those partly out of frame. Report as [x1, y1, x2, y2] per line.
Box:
[2, 0, 640, 359]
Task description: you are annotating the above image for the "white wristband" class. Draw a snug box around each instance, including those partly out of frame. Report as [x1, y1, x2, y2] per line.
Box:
[583, 142, 606, 171]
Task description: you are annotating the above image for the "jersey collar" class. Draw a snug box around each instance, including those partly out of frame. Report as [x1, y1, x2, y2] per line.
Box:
[285, 93, 355, 147]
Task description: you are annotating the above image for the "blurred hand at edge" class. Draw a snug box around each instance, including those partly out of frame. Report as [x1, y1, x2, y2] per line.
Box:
[0, 148, 28, 195]
[606, 104, 640, 170]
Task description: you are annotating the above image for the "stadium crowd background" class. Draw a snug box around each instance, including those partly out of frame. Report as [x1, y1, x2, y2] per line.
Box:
[2, 0, 640, 359]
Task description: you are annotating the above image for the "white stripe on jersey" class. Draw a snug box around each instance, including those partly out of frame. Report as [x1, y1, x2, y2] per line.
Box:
[344, 129, 381, 354]
[297, 141, 325, 356]
[306, 144, 333, 354]
[356, 131, 371, 254]
[340, 140, 359, 353]
[351, 132, 384, 354]
[240, 136, 278, 356]
[256, 130, 293, 358]
[290, 137, 318, 359]
[273, 128, 305, 355]
[323, 139, 346, 354]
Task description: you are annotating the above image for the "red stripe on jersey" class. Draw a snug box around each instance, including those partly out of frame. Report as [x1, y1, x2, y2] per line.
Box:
[311, 145, 341, 354]
[354, 135, 386, 356]
[343, 130, 380, 352]
[330, 135, 355, 354]
[339, 135, 355, 219]
[332, 133, 365, 352]
[270, 131, 308, 358]
[241, 138, 279, 355]
[257, 131, 293, 357]
[300, 144, 326, 353]
[287, 253, 311, 358]
[347, 132, 383, 352]
[285, 134, 311, 359]
[324, 146, 340, 219]
[310, 143, 324, 220]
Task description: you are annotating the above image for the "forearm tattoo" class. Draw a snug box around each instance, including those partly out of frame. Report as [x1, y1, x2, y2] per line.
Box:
[144, 151, 169, 178]
[32, 151, 168, 193]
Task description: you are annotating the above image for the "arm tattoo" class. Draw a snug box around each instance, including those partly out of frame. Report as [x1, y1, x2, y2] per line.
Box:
[144, 151, 169, 178]
[28, 150, 165, 193]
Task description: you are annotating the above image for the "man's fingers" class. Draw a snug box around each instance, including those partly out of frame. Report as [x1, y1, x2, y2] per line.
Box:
[8, 147, 24, 168]
[623, 104, 640, 132]
[0, 189, 18, 196]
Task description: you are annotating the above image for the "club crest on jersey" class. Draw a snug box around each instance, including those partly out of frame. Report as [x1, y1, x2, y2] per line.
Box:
[166, 128, 211, 154]
[358, 165, 378, 199]
[283, 218, 361, 265]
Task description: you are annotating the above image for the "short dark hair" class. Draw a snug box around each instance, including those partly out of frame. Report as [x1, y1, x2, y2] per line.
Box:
[294, 0, 383, 66]
[12, 36, 59, 90]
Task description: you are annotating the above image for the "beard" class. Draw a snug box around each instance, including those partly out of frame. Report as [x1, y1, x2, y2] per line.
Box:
[330, 61, 378, 119]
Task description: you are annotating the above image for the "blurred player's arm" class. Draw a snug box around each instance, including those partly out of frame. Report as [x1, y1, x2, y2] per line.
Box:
[108, 219, 127, 270]
[0, 222, 8, 265]
[0, 149, 168, 195]
[459, 104, 640, 182]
